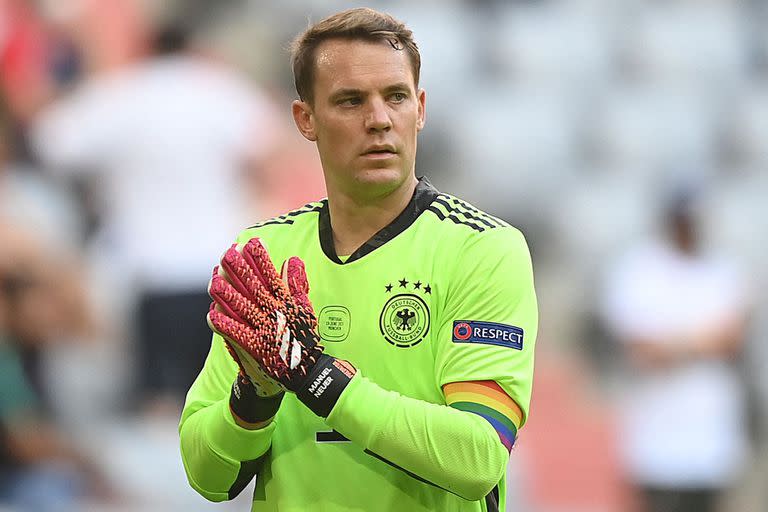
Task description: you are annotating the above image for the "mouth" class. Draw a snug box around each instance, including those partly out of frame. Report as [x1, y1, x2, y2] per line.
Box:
[361, 145, 397, 158]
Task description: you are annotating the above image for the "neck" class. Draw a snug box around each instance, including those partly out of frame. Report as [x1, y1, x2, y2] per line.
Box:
[327, 176, 418, 257]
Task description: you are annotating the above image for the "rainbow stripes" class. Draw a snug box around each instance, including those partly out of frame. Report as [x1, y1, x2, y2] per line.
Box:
[443, 381, 522, 452]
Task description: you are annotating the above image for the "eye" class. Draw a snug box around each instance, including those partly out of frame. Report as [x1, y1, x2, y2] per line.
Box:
[390, 92, 408, 103]
[337, 97, 361, 107]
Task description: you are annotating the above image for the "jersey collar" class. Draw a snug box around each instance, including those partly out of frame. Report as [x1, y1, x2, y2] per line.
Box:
[318, 176, 440, 265]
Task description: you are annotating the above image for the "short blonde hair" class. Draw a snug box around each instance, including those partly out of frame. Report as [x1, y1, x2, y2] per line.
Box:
[290, 7, 421, 104]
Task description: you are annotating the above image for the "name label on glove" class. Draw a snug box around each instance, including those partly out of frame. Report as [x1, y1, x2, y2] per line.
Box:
[297, 355, 355, 418]
[308, 367, 334, 398]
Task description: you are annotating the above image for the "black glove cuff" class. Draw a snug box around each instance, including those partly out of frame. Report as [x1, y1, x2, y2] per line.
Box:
[295, 354, 356, 418]
[230, 375, 284, 424]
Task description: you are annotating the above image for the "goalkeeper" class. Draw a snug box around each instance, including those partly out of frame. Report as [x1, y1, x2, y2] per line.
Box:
[179, 8, 537, 512]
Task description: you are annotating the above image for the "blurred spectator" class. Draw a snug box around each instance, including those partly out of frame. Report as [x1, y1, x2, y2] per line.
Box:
[1, 95, 109, 510]
[600, 183, 750, 512]
[0, 222, 111, 511]
[30, 9, 280, 409]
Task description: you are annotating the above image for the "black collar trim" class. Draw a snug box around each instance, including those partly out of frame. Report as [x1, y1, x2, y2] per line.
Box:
[318, 177, 440, 264]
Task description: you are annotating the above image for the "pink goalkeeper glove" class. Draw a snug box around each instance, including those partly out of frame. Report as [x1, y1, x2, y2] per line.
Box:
[208, 238, 356, 417]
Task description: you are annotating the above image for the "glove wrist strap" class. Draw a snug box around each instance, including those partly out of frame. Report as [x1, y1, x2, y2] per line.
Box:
[230, 374, 284, 427]
[296, 354, 356, 418]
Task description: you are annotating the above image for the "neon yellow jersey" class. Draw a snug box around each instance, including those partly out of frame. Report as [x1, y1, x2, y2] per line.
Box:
[180, 178, 538, 511]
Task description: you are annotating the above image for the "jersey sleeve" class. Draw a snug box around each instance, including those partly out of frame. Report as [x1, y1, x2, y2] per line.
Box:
[326, 372, 509, 501]
[434, 227, 538, 427]
[179, 333, 277, 502]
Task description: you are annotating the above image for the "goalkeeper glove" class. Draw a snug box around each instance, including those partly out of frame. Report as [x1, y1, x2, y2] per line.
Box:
[209, 264, 285, 398]
[208, 238, 356, 417]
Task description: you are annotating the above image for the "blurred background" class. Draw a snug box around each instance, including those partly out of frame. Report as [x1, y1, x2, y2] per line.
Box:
[1, 0, 767, 510]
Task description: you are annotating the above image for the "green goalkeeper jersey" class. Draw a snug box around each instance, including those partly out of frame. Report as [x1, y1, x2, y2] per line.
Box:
[180, 178, 538, 511]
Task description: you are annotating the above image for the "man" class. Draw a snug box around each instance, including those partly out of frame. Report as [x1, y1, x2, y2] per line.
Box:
[600, 185, 749, 512]
[179, 8, 537, 512]
[31, 15, 278, 407]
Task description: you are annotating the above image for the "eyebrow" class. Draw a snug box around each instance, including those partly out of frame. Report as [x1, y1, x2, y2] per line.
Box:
[329, 88, 364, 102]
[382, 82, 412, 93]
[329, 83, 413, 102]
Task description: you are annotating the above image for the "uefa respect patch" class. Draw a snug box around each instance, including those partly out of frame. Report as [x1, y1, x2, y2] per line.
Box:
[452, 320, 524, 350]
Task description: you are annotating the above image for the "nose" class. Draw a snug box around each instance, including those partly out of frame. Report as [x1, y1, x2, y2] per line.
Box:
[364, 97, 392, 133]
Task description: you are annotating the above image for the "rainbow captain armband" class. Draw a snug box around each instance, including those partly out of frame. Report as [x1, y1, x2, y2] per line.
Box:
[443, 380, 522, 452]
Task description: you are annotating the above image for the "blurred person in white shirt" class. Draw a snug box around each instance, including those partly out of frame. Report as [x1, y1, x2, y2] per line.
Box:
[600, 184, 750, 512]
[30, 13, 280, 410]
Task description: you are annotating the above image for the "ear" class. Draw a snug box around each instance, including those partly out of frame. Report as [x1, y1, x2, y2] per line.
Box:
[416, 88, 426, 131]
[292, 100, 317, 142]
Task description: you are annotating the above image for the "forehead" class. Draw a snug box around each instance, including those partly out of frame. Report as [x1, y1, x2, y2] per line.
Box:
[312, 38, 415, 95]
